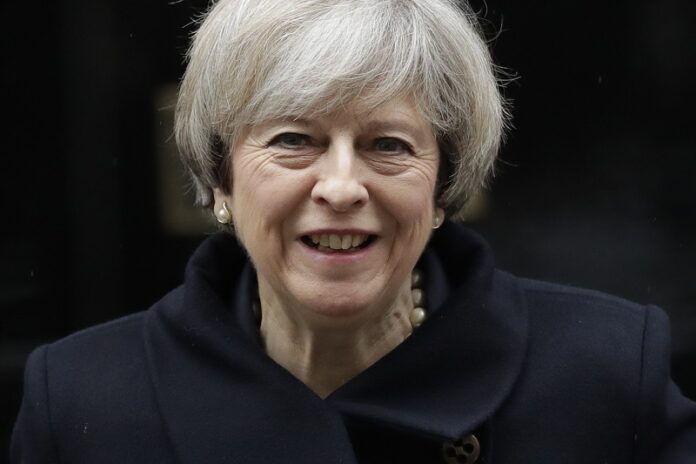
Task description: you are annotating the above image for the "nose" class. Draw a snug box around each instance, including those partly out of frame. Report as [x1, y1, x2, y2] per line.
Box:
[311, 142, 369, 212]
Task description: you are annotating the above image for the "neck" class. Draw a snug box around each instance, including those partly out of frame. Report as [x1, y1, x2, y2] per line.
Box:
[259, 280, 413, 398]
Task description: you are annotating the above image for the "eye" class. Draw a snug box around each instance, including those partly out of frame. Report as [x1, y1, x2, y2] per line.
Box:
[268, 132, 311, 150]
[373, 137, 413, 154]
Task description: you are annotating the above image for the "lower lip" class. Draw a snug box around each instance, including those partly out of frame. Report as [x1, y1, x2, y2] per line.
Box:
[298, 239, 376, 264]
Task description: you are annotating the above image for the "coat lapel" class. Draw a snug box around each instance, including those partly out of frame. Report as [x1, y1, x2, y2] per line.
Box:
[327, 223, 528, 441]
[144, 223, 527, 462]
[144, 237, 358, 463]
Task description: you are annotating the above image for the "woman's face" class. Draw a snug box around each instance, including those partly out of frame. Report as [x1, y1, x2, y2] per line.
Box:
[216, 96, 440, 323]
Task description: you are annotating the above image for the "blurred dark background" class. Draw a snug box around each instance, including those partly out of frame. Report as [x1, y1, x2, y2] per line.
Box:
[1, 0, 694, 459]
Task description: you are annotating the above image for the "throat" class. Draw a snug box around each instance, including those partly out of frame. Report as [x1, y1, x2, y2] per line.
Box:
[258, 288, 413, 398]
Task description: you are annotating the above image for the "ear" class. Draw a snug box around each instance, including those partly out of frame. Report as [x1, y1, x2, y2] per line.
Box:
[212, 188, 234, 224]
[213, 188, 233, 209]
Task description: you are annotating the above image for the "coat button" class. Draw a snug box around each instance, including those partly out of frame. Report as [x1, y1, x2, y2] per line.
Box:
[442, 433, 480, 464]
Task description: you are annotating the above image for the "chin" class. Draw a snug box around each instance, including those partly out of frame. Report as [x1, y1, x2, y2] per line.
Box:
[298, 291, 378, 322]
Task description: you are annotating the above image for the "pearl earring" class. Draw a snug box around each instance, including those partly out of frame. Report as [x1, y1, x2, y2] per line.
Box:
[216, 201, 232, 224]
[433, 208, 445, 229]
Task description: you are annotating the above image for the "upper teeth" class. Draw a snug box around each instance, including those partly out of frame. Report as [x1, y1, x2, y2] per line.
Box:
[310, 234, 369, 250]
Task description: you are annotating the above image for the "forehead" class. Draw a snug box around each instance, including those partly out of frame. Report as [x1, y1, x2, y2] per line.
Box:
[345, 95, 427, 123]
[269, 95, 433, 131]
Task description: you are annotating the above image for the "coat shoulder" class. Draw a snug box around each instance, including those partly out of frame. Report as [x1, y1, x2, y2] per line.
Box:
[43, 310, 153, 418]
[495, 272, 662, 388]
[491, 273, 696, 463]
[45, 285, 184, 368]
[12, 309, 177, 463]
[49, 310, 146, 358]
[512, 274, 662, 336]
[517, 275, 647, 314]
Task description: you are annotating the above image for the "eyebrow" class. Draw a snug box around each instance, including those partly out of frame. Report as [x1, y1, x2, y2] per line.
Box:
[267, 117, 429, 143]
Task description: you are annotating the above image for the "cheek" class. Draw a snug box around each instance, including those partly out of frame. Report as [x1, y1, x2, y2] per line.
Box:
[375, 167, 438, 223]
[231, 164, 312, 239]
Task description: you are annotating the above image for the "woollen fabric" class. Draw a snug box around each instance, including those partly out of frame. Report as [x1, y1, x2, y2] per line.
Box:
[11, 223, 696, 463]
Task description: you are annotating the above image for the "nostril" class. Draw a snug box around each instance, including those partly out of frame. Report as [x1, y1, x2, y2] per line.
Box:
[311, 177, 368, 212]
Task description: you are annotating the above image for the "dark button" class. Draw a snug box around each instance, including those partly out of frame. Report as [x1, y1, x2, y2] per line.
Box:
[442, 433, 480, 464]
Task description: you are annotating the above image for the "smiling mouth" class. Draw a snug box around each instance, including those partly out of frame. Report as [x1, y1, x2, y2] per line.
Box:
[301, 233, 377, 253]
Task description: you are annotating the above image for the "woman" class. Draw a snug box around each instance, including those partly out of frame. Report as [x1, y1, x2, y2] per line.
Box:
[12, 0, 696, 462]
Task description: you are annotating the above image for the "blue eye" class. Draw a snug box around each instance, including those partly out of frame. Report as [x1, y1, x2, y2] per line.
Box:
[269, 133, 310, 149]
[374, 137, 412, 154]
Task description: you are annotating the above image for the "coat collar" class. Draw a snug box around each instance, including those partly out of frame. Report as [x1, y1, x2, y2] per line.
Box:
[144, 223, 528, 463]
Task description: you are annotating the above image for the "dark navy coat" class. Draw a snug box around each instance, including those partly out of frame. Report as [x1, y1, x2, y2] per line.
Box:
[11, 223, 696, 463]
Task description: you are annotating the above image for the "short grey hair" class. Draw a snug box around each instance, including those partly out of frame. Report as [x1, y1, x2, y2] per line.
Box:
[175, 0, 508, 220]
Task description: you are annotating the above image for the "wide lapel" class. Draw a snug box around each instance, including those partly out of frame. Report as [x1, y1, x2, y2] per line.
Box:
[327, 222, 529, 442]
[144, 235, 357, 464]
[143, 223, 528, 462]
